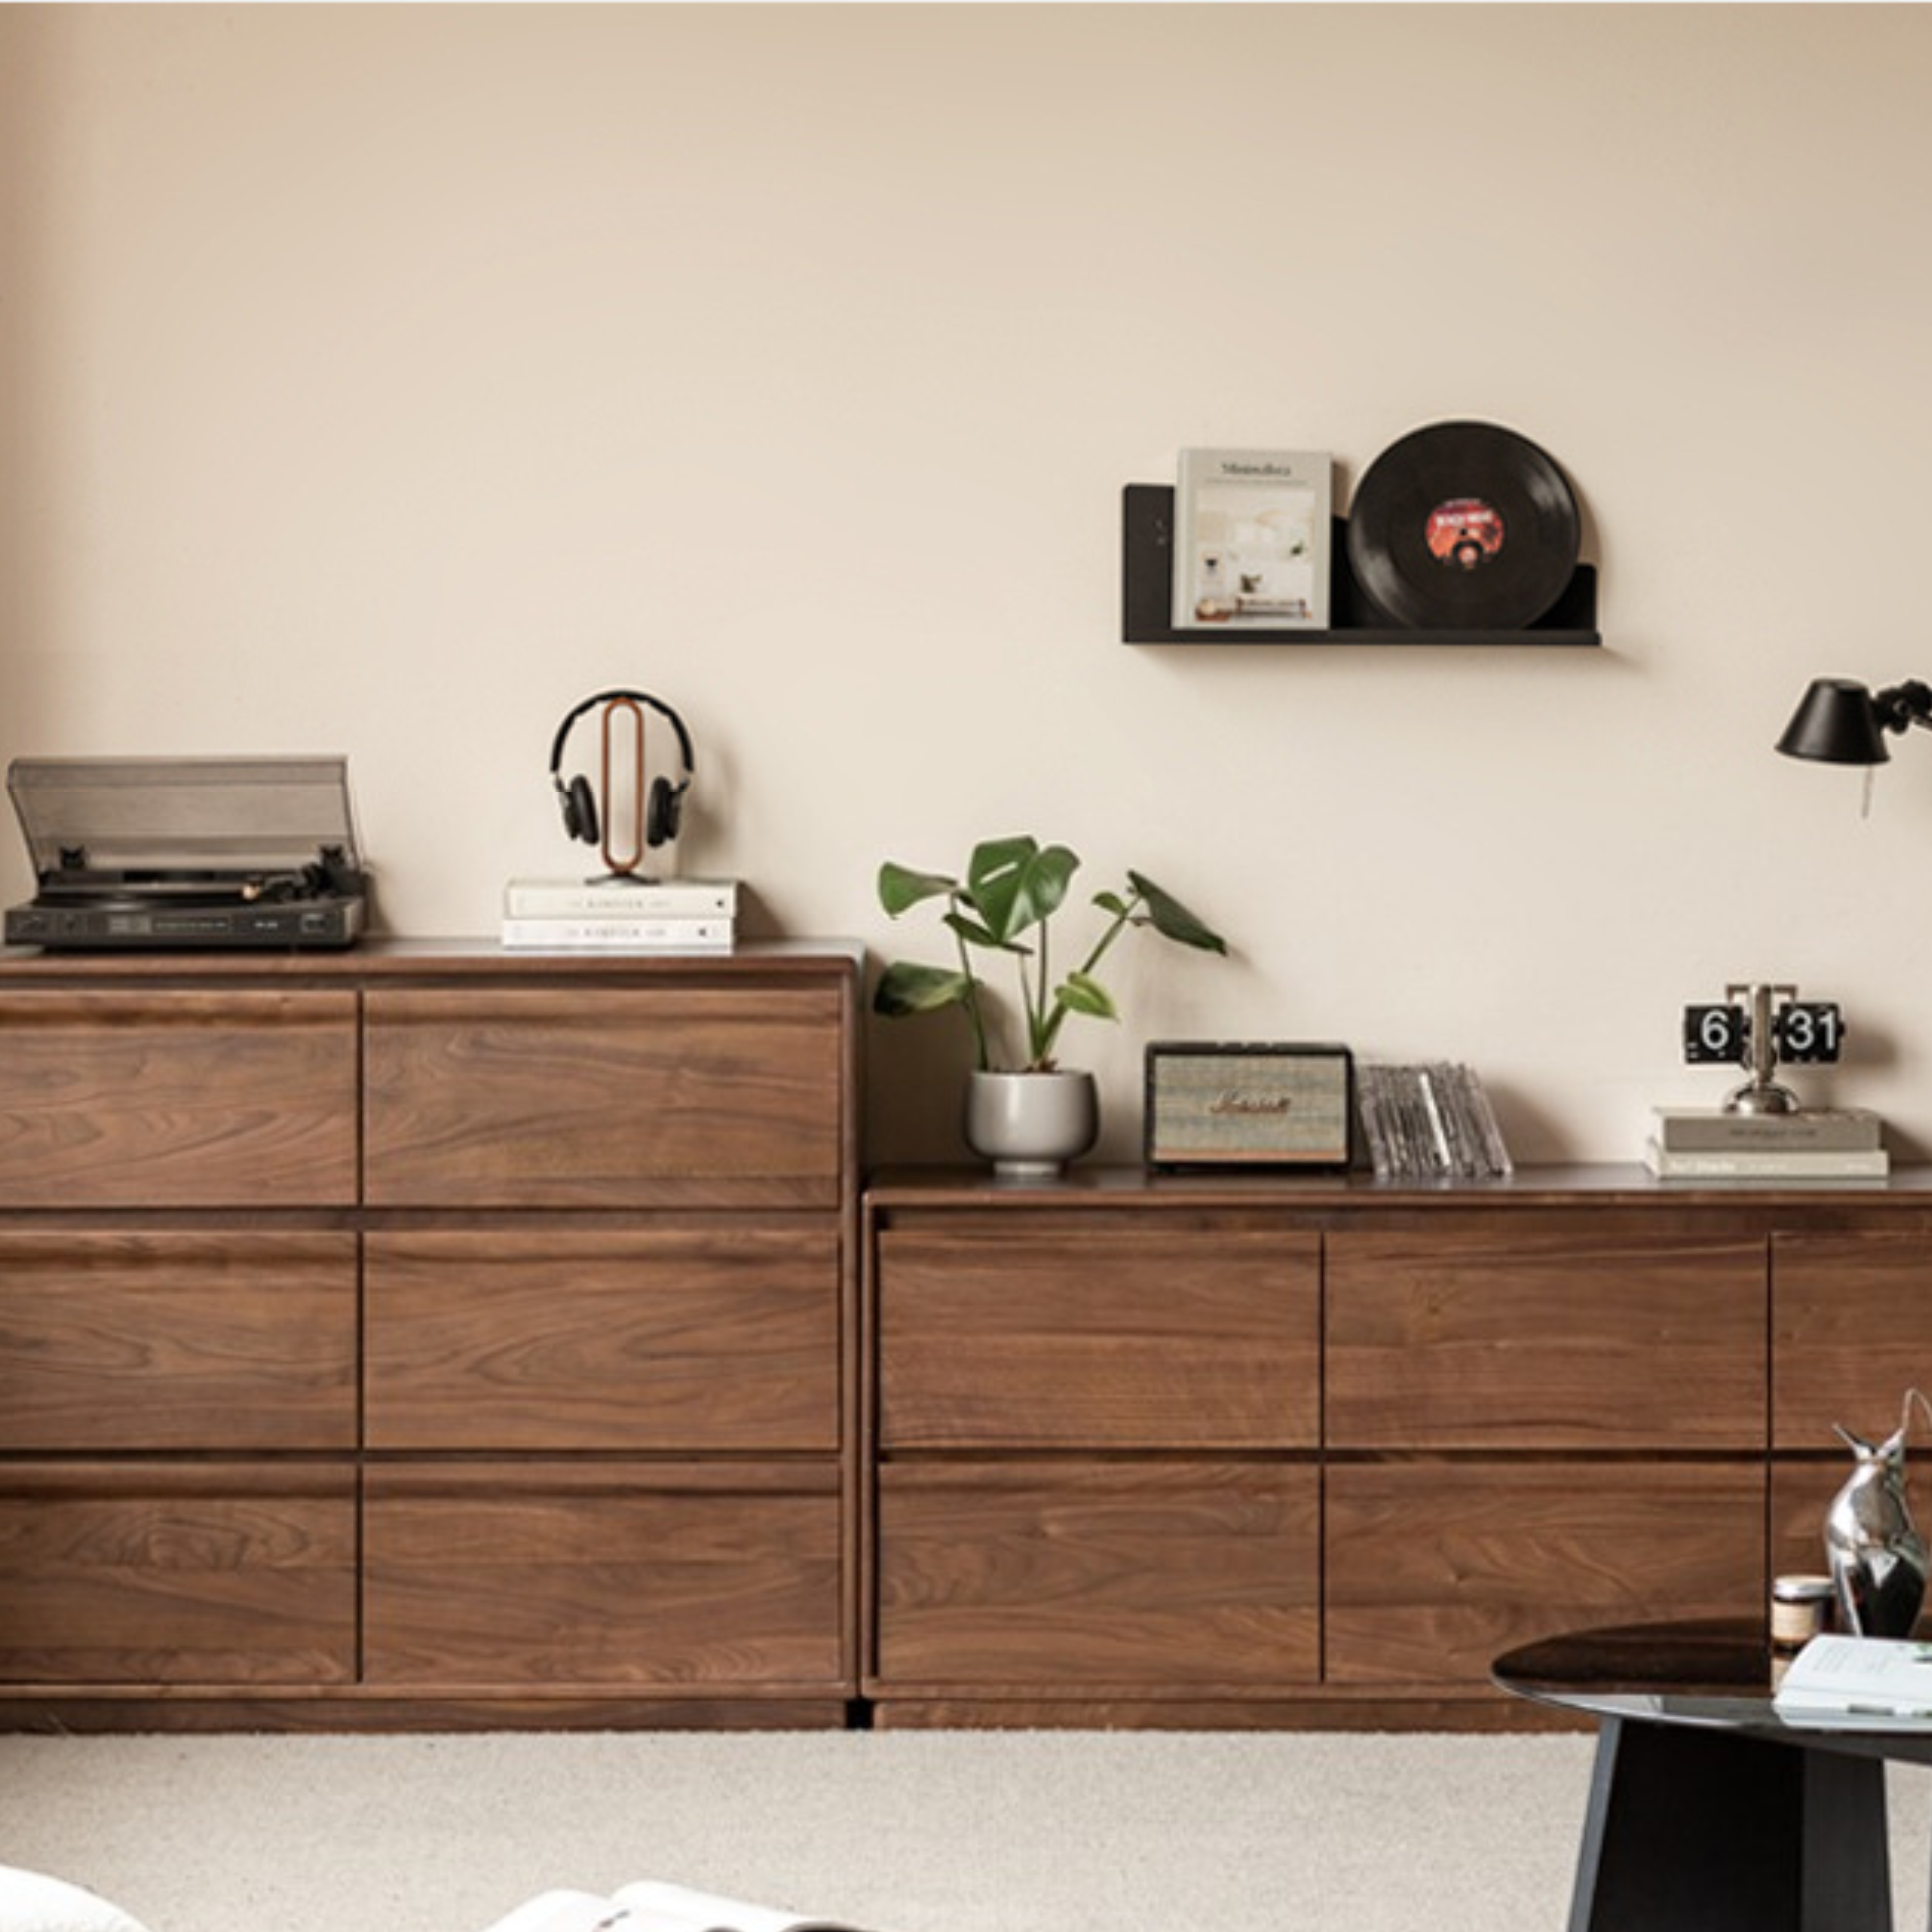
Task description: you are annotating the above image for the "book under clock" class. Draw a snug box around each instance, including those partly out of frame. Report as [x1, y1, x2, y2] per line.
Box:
[1643, 1141, 1890, 1180]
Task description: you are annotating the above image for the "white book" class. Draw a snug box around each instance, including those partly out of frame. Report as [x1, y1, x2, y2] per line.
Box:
[1643, 1140, 1889, 1179]
[500, 1879, 862, 1932]
[505, 878, 739, 918]
[500, 916, 733, 951]
[1172, 448, 1332, 630]
[1773, 1634, 1932, 1721]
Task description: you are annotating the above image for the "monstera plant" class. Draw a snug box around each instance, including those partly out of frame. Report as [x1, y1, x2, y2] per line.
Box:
[872, 835, 1227, 1072]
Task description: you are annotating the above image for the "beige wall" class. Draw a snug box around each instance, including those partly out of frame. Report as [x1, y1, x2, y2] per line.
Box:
[4, 2, 1931, 1164]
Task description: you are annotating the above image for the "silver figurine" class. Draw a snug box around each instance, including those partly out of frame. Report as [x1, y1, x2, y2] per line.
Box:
[1825, 1390, 1932, 1638]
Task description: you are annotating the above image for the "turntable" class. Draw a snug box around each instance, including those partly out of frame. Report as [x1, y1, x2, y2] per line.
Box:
[5, 756, 368, 950]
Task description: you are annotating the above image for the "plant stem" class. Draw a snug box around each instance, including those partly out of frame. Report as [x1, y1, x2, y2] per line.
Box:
[951, 899, 991, 1070]
[1033, 887, 1140, 1068]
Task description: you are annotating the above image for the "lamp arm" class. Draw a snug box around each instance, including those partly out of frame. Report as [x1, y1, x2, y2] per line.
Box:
[1875, 681, 1932, 735]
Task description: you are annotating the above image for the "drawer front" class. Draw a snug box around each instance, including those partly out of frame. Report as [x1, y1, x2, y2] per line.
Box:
[0, 1231, 357, 1451]
[878, 1226, 1319, 1449]
[363, 1462, 845, 1688]
[366, 1225, 840, 1452]
[1773, 1233, 1932, 1450]
[364, 987, 846, 1208]
[876, 1460, 1319, 1686]
[1326, 1229, 1767, 1448]
[0, 991, 357, 1207]
[0, 1463, 356, 1684]
[1325, 1460, 1765, 1684]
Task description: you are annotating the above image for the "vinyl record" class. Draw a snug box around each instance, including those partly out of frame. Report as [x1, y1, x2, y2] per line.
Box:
[1346, 422, 1581, 630]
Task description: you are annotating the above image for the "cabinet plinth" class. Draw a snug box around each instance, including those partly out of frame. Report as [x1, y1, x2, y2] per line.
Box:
[0, 942, 859, 1730]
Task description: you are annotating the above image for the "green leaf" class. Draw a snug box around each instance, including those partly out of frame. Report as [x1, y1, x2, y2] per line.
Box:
[967, 836, 1080, 943]
[945, 910, 1025, 955]
[1092, 890, 1131, 918]
[1056, 970, 1117, 1021]
[878, 862, 958, 918]
[1127, 870, 1228, 954]
[872, 961, 972, 1018]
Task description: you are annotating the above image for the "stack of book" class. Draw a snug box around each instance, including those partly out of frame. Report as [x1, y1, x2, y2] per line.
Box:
[1645, 1106, 1887, 1180]
[500, 876, 737, 952]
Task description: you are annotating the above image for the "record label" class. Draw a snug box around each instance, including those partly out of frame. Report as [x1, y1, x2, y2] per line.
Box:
[1347, 423, 1579, 629]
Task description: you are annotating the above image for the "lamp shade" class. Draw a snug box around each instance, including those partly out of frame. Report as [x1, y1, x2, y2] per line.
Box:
[1776, 678, 1892, 765]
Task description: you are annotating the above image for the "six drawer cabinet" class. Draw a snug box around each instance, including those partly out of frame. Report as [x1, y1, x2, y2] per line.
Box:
[860, 1176, 1932, 1728]
[0, 944, 860, 1730]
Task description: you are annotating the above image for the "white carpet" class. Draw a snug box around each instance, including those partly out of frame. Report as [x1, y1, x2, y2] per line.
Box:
[1, 1729, 1927, 1932]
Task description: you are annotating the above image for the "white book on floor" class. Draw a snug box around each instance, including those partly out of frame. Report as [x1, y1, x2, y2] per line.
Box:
[503, 1879, 863, 1932]
[1772, 1633, 1932, 1720]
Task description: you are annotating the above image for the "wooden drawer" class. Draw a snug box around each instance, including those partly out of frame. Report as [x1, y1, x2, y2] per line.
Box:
[1773, 1233, 1932, 1450]
[363, 1461, 845, 1689]
[1326, 1228, 1766, 1448]
[878, 1225, 1319, 1449]
[875, 1460, 1319, 1686]
[0, 1462, 356, 1684]
[0, 991, 356, 1207]
[0, 1230, 357, 1451]
[1325, 1460, 1765, 1684]
[364, 987, 846, 1209]
[365, 1225, 840, 1452]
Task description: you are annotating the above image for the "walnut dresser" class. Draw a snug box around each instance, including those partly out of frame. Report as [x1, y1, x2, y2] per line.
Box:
[0, 940, 860, 1731]
[863, 1165, 1932, 1729]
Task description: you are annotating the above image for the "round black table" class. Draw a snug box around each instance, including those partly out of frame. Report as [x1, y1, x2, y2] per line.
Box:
[1494, 1617, 1932, 1932]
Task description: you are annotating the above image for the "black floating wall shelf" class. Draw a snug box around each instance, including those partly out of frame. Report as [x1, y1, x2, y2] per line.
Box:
[1122, 484, 1601, 648]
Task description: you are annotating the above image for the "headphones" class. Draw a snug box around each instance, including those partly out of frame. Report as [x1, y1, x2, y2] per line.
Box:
[548, 688, 697, 868]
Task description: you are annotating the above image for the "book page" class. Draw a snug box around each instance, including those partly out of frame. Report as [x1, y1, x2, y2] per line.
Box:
[612, 1880, 851, 1932]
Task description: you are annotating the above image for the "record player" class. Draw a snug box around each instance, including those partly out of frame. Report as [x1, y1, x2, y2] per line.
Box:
[5, 756, 368, 950]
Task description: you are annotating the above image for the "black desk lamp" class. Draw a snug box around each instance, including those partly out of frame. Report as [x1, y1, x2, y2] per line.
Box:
[1777, 677, 1932, 764]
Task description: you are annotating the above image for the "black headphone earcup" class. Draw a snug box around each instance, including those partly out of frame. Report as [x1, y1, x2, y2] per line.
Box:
[562, 775, 599, 846]
[647, 777, 681, 848]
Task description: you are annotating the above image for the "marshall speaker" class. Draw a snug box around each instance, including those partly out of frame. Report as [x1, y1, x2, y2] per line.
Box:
[1145, 1042, 1354, 1171]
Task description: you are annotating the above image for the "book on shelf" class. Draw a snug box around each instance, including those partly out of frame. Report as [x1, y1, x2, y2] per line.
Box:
[1356, 1062, 1512, 1181]
[503, 1878, 864, 1932]
[1651, 1105, 1884, 1153]
[1772, 1634, 1932, 1722]
[1643, 1140, 1889, 1180]
[1171, 448, 1332, 630]
[504, 877, 739, 919]
[500, 915, 733, 952]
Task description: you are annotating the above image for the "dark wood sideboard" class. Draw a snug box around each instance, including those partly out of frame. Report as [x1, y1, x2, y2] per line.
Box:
[863, 1166, 1932, 1729]
[0, 940, 862, 1730]
[3, 943, 1930, 1733]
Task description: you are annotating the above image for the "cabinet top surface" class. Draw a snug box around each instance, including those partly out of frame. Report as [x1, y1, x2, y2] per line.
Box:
[0, 937, 863, 982]
[866, 1161, 1932, 1207]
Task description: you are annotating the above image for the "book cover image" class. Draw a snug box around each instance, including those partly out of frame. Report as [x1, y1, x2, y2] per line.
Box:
[1172, 449, 1332, 630]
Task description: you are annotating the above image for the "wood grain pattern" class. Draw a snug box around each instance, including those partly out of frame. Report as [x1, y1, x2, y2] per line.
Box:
[1325, 1460, 1765, 1683]
[364, 987, 845, 1208]
[1771, 1459, 1845, 1585]
[0, 1463, 355, 1684]
[363, 1461, 844, 1688]
[1326, 1226, 1767, 1448]
[876, 1459, 1319, 1684]
[365, 1225, 839, 1451]
[877, 1226, 1319, 1449]
[1772, 1232, 1932, 1449]
[0, 991, 356, 1207]
[0, 1231, 357, 1451]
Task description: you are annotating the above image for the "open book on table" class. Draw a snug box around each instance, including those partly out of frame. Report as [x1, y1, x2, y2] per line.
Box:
[500, 1879, 865, 1932]
[1773, 1633, 1932, 1721]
